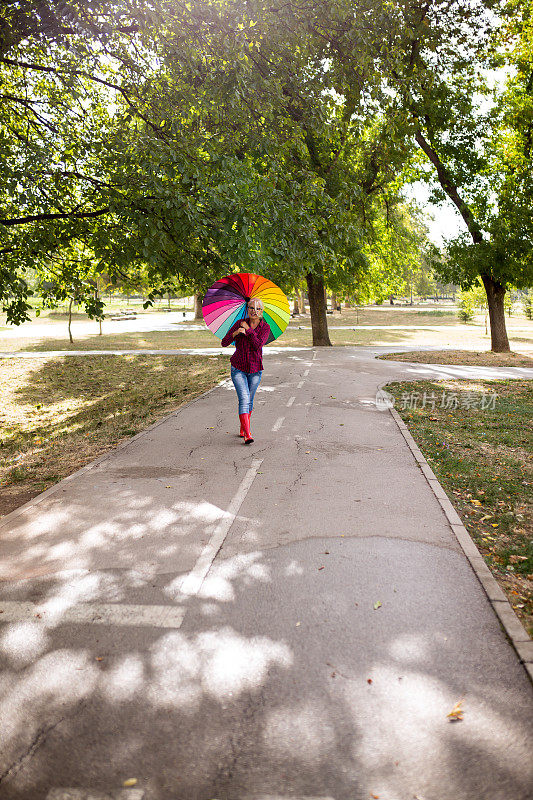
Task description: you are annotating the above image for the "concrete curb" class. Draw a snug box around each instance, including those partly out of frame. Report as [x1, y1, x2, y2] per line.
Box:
[0, 377, 231, 535]
[389, 405, 533, 684]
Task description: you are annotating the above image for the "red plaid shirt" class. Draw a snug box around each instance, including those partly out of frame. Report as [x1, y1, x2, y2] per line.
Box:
[221, 318, 271, 372]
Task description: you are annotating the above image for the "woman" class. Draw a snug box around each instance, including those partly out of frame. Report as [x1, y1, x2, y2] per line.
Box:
[221, 298, 271, 444]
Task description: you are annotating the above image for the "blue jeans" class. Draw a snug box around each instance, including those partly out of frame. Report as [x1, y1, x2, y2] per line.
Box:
[231, 366, 263, 415]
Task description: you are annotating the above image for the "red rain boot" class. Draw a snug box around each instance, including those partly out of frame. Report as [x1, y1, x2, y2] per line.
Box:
[239, 413, 254, 444]
[239, 409, 252, 439]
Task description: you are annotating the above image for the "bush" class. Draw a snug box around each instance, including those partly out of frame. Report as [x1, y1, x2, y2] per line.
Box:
[458, 292, 476, 322]
[522, 291, 533, 321]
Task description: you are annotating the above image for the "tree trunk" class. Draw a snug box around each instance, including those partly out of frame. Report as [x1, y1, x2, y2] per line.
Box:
[68, 298, 74, 343]
[306, 271, 332, 346]
[194, 294, 203, 320]
[481, 274, 510, 352]
[299, 289, 306, 314]
[330, 292, 337, 312]
[292, 297, 300, 315]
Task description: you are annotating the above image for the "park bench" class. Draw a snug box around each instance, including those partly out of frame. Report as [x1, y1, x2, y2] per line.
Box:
[110, 309, 137, 321]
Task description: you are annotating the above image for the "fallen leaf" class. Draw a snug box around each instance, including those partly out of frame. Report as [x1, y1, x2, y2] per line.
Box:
[295, 622, 301, 627]
[206, 426, 214, 429]
[165, 486, 172, 488]
[373, 601, 382, 610]
[123, 778, 138, 787]
[491, 523, 499, 527]
[95, 657, 104, 662]
[447, 699, 464, 721]
[470, 499, 482, 506]
[318, 566, 325, 571]
[479, 514, 492, 522]
[371, 794, 380, 798]
[367, 678, 373, 684]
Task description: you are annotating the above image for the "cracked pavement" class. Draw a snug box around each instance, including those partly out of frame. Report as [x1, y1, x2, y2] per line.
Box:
[0, 346, 532, 800]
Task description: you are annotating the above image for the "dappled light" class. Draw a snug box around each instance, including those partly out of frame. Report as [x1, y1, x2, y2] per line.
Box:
[0, 344, 531, 798]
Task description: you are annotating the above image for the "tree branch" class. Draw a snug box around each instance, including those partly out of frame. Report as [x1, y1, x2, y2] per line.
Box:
[414, 128, 483, 244]
[0, 208, 110, 227]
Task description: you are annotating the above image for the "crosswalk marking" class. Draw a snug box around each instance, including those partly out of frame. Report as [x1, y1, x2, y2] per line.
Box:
[46, 789, 144, 800]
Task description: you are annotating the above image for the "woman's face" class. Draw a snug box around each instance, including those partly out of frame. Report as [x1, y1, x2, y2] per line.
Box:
[248, 301, 263, 319]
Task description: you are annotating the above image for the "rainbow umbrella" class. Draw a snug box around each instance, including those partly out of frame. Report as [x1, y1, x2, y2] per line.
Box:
[202, 273, 290, 344]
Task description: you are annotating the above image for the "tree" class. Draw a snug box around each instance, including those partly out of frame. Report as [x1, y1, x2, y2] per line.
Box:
[266, 0, 530, 351]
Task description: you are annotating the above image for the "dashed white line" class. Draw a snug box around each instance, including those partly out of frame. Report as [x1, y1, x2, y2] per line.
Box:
[297, 380, 304, 389]
[0, 600, 186, 629]
[271, 416, 285, 431]
[303, 369, 310, 377]
[47, 790, 144, 800]
[245, 797, 334, 800]
[286, 396, 296, 407]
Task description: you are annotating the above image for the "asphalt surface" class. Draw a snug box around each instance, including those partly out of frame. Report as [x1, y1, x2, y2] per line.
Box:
[0, 347, 532, 800]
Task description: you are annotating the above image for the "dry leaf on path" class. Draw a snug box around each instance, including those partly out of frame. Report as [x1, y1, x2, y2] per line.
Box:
[447, 699, 465, 721]
[123, 778, 138, 787]
[373, 601, 382, 610]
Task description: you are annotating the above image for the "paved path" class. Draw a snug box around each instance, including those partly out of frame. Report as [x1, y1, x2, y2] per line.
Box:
[0, 348, 531, 800]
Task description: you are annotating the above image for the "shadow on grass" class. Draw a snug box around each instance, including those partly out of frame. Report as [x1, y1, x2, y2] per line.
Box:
[26, 329, 217, 353]
[1, 355, 228, 516]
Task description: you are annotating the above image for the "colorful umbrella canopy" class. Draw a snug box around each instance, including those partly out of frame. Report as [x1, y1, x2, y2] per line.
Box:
[202, 273, 290, 344]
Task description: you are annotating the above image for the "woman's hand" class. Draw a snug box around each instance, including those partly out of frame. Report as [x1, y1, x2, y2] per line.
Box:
[240, 320, 250, 331]
[233, 321, 249, 339]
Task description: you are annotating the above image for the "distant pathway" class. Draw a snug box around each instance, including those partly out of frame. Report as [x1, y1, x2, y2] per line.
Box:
[3, 345, 533, 380]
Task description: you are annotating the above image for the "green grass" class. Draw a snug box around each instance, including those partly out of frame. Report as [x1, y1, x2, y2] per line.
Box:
[0, 353, 228, 518]
[1, 304, 532, 353]
[387, 378, 533, 635]
[379, 350, 533, 367]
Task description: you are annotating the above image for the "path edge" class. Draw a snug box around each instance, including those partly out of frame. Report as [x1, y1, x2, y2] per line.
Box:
[383, 397, 532, 684]
[0, 377, 231, 533]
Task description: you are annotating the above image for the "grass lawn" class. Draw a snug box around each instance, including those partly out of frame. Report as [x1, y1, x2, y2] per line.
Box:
[0, 353, 228, 518]
[386, 378, 533, 635]
[1, 303, 532, 353]
[379, 350, 533, 367]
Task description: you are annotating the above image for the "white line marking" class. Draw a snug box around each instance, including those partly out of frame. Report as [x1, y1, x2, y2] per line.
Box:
[179, 458, 263, 597]
[297, 380, 304, 389]
[1, 462, 263, 630]
[47, 790, 144, 800]
[303, 369, 310, 376]
[0, 600, 186, 629]
[271, 416, 285, 431]
[286, 396, 296, 407]
[244, 796, 334, 800]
